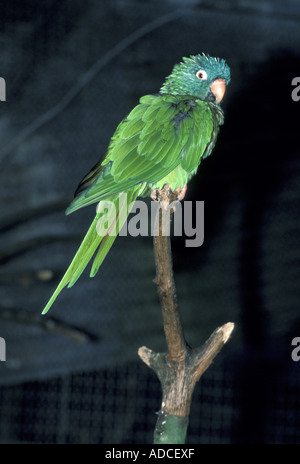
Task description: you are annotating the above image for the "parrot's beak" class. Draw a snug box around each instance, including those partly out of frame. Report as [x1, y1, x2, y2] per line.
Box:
[210, 78, 226, 103]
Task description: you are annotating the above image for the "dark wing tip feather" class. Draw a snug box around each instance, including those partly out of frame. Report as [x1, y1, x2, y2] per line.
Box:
[74, 158, 105, 198]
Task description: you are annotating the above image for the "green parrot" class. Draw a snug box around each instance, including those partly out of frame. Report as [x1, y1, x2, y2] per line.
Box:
[42, 53, 230, 314]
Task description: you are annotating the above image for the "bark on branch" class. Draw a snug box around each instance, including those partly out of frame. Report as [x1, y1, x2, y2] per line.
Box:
[138, 185, 234, 444]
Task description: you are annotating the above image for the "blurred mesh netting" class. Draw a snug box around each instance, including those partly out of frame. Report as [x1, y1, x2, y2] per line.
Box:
[0, 0, 299, 444]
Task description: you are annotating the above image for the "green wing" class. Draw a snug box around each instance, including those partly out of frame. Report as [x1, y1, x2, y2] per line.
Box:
[67, 94, 216, 214]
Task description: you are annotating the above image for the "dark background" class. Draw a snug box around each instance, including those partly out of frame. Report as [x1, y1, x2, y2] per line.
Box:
[0, 0, 299, 444]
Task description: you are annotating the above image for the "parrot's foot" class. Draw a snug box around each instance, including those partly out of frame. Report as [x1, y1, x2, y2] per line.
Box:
[150, 184, 187, 202]
[176, 183, 187, 201]
[150, 189, 159, 201]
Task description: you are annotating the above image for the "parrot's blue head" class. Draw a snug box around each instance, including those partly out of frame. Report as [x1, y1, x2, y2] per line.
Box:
[160, 53, 231, 104]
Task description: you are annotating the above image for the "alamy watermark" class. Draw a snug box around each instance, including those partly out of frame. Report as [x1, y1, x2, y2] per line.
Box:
[291, 337, 300, 362]
[0, 77, 6, 101]
[291, 77, 300, 101]
[0, 337, 6, 362]
[95, 194, 204, 247]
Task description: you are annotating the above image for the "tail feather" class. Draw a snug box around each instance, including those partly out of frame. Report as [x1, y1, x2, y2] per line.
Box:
[89, 187, 138, 277]
[42, 187, 139, 314]
[42, 214, 102, 314]
[90, 234, 117, 278]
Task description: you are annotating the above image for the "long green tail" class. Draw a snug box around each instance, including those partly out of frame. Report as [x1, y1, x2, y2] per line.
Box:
[42, 187, 139, 314]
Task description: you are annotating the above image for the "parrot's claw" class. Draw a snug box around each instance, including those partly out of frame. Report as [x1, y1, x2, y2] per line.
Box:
[150, 188, 159, 201]
[150, 184, 187, 202]
[176, 184, 187, 201]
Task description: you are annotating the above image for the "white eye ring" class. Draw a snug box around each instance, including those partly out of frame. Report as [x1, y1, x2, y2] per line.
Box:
[196, 70, 208, 80]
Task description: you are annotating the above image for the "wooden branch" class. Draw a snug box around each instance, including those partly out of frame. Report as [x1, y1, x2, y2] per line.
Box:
[152, 210, 186, 361]
[138, 185, 234, 444]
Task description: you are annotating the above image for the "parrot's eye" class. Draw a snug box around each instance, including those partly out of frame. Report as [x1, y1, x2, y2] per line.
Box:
[196, 70, 208, 80]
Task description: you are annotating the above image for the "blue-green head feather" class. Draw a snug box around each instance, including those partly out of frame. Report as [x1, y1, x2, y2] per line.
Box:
[160, 53, 231, 103]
